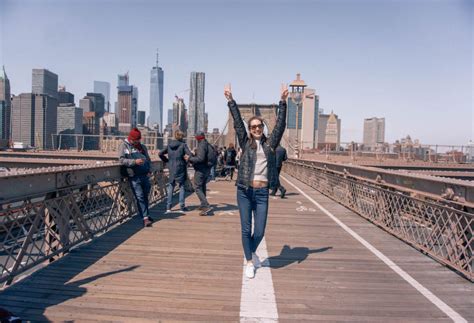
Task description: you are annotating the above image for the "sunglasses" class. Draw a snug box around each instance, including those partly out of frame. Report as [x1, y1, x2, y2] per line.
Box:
[250, 124, 264, 130]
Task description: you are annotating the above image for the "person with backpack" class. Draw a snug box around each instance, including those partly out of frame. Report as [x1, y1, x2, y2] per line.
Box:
[119, 128, 153, 227]
[224, 84, 288, 279]
[159, 130, 192, 213]
[186, 131, 214, 216]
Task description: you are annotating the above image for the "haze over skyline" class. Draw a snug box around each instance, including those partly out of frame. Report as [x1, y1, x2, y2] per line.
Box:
[0, 0, 472, 146]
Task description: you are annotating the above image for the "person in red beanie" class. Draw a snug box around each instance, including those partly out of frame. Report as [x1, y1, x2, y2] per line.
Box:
[119, 127, 153, 227]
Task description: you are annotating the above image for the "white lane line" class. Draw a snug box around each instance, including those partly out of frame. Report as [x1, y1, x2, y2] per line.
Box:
[240, 237, 278, 322]
[281, 175, 467, 323]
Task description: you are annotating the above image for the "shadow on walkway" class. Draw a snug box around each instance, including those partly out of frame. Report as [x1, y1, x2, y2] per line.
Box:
[0, 213, 152, 321]
[265, 244, 332, 269]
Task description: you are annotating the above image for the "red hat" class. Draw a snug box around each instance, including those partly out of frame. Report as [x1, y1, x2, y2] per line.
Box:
[128, 128, 141, 141]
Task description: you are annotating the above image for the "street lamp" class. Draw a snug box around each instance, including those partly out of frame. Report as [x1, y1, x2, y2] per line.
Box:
[289, 73, 307, 158]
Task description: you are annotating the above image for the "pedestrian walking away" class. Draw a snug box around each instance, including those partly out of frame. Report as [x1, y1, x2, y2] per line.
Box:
[224, 142, 237, 180]
[159, 130, 192, 213]
[119, 128, 153, 227]
[187, 131, 213, 216]
[225, 83, 288, 278]
[271, 145, 287, 198]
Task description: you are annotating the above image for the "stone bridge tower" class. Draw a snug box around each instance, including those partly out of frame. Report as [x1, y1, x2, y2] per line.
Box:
[225, 103, 279, 148]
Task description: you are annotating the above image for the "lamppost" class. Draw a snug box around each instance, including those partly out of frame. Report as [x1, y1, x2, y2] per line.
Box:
[289, 73, 307, 158]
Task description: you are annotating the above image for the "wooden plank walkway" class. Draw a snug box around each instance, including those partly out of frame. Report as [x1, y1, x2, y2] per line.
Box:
[0, 174, 472, 322]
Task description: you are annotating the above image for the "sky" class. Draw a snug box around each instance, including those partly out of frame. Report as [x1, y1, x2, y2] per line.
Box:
[0, 0, 472, 146]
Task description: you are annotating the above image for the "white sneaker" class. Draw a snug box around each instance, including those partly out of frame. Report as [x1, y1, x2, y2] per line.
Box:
[245, 263, 255, 279]
[252, 253, 261, 268]
[165, 209, 172, 214]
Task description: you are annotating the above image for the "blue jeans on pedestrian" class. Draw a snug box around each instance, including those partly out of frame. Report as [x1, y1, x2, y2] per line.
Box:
[129, 175, 151, 219]
[167, 180, 185, 210]
[208, 165, 216, 182]
[237, 186, 269, 261]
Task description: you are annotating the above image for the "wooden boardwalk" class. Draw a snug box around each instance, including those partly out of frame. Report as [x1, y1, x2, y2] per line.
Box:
[0, 174, 472, 322]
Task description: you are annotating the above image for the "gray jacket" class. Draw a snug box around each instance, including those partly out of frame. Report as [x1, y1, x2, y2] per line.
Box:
[189, 139, 210, 173]
[159, 139, 191, 184]
[227, 99, 287, 189]
[118, 139, 151, 177]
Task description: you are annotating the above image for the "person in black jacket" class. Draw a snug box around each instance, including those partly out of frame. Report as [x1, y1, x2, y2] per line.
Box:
[225, 84, 288, 279]
[271, 145, 287, 198]
[118, 128, 153, 227]
[186, 131, 212, 216]
[224, 142, 237, 180]
[159, 130, 192, 213]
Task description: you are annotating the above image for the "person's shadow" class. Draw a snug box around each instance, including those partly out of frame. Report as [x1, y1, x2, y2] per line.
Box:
[264, 245, 332, 269]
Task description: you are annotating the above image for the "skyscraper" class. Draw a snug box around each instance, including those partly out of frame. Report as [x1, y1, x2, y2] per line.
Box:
[167, 108, 173, 125]
[188, 71, 205, 138]
[85, 92, 105, 118]
[57, 104, 83, 148]
[32, 69, 58, 99]
[138, 111, 146, 126]
[58, 86, 75, 105]
[118, 73, 129, 87]
[11, 93, 57, 149]
[172, 97, 187, 133]
[93, 81, 111, 112]
[149, 51, 164, 131]
[363, 117, 385, 150]
[117, 85, 135, 133]
[0, 66, 11, 141]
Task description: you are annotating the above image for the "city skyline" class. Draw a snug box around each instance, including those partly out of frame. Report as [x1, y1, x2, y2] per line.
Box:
[0, 0, 471, 145]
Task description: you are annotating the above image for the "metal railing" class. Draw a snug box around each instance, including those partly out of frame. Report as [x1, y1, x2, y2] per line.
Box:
[0, 161, 168, 285]
[284, 159, 473, 281]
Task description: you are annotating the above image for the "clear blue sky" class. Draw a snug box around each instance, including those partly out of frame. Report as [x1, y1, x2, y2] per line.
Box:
[1, 0, 472, 145]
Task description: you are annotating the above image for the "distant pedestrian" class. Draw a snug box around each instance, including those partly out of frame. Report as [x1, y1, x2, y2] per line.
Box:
[271, 145, 287, 198]
[119, 128, 153, 227]
[224, 142, 237, 180]
[186, 131, 212, 216]
[225, 84, 288, 279]
[159, 130, 192, 213]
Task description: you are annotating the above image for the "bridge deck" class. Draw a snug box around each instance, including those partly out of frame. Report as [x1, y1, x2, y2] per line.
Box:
[0, 175, 472, 322]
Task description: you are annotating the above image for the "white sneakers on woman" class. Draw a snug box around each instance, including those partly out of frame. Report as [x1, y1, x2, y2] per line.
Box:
[245, 263, 255, 279]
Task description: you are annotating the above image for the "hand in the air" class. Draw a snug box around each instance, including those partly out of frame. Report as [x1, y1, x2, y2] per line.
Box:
[224, 84, 233, 101]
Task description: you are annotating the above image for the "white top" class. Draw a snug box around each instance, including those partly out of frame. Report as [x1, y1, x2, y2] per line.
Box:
[253, 140, 268, 182]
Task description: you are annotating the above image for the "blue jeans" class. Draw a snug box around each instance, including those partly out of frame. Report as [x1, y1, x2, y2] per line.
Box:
[208, 165, 216, 182]
[237, 186, 269, 261]
[129, 175, 151, 219]
[167, 180, 185, 210]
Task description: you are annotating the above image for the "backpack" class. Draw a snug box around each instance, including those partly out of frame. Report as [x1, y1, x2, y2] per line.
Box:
[207, 143, 217, 167]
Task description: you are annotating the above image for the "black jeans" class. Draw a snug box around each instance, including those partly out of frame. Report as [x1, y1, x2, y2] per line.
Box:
[194, 169, 210, 207]
[273, 166, 285, 194]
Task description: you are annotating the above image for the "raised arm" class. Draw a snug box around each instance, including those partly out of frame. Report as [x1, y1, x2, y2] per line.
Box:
[268, 87, 289, 149]
[225, 86, 248, 148]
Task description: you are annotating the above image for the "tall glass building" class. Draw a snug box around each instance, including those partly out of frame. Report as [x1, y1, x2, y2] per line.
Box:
[32, 69, 58, 99]
[0, 66, 11, 141]
[149, 51, 164, 131]
[93, 81, 111, 112]
[188, 71, 205, 138]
